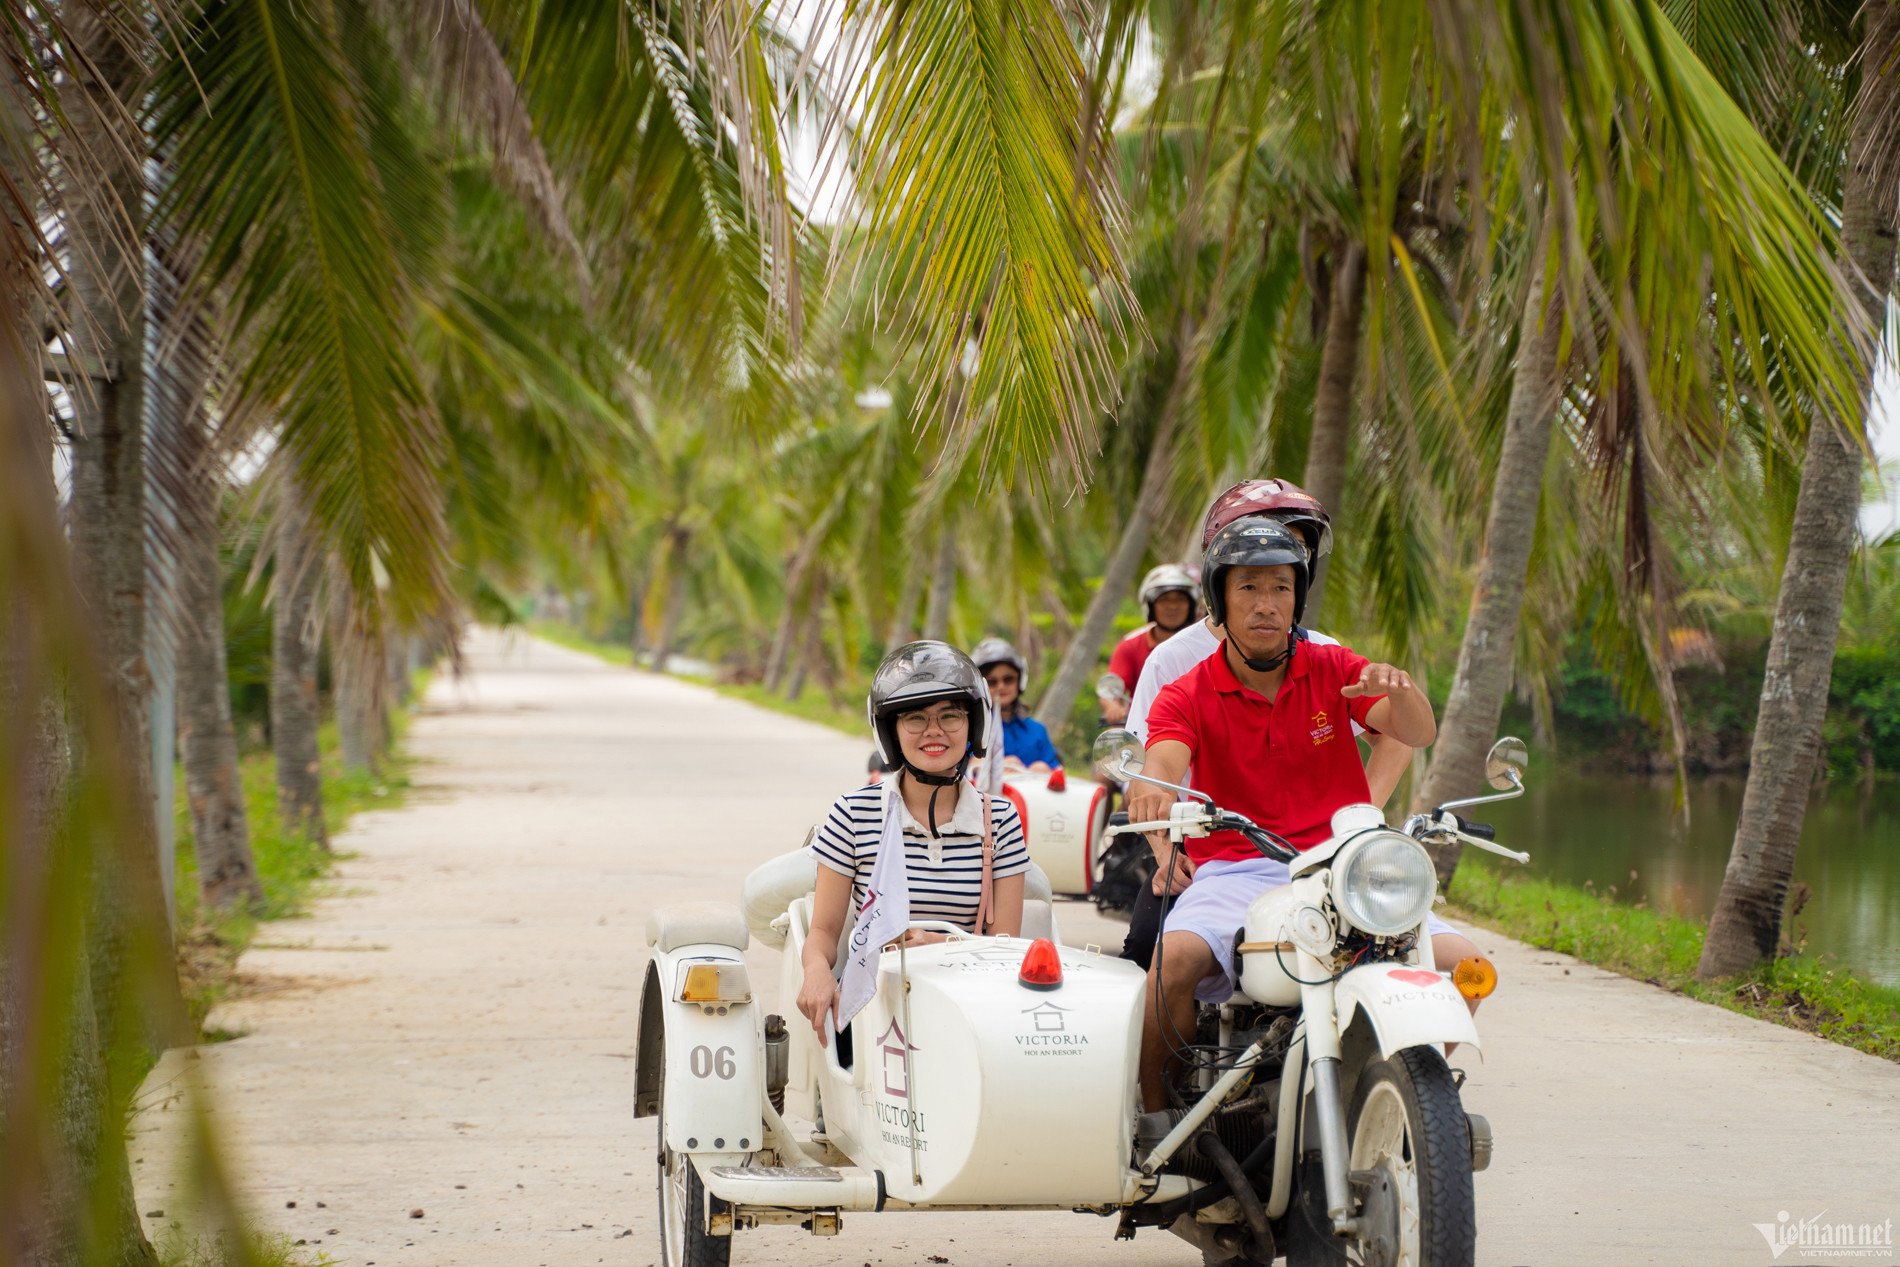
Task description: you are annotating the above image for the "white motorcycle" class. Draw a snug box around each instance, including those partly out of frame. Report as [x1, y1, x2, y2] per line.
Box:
[634, 736, 1533, 1267]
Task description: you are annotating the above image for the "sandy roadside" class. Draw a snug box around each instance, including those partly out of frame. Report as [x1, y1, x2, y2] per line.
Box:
[131, 630, 1900, 1267]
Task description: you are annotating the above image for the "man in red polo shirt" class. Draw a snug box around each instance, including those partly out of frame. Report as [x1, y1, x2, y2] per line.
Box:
[1128, 519, 1477, 1112]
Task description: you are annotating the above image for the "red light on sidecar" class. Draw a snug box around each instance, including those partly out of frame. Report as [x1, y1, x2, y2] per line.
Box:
[1019, 938, 1064, 990]
[1046, 767, 1067, 792]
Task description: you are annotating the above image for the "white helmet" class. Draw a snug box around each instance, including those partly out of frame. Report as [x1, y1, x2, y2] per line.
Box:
[1139, 563, 1201, 627]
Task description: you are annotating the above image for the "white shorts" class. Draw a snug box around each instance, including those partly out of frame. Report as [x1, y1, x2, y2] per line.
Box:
[1162, 855, 1456, 1003]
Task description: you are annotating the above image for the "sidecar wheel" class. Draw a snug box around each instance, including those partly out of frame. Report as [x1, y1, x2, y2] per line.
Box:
[1337, 1046, 1475, 1267]
[656, 1092, 732, 1266]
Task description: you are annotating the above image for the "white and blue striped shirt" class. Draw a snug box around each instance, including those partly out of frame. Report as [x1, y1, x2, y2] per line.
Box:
[812, 780, 1030, 932]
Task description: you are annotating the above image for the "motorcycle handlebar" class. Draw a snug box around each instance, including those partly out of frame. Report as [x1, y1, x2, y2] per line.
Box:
[1458, 817, 1496, 842]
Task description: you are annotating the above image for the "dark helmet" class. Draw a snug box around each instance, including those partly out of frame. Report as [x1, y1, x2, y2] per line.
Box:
[1201, 479, 1334, 561]
[867, 641, 992, 768]
[1201, 518, 1312, 629]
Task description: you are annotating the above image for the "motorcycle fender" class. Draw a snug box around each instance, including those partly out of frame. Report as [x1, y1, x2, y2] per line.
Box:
[1333, 962, 1481, 1058]
[633, 946, 765, 1154]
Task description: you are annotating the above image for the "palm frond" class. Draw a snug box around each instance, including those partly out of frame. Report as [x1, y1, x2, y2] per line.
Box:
[150, 0, 450, 618]
[829, 0, 1134, 481]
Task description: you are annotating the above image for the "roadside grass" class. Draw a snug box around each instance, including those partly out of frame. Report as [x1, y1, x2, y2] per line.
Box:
[172, 683, 423, 1037]
[1447, 863, 1900, 1063]
[528, 620, 862, 736]
[158, 1231, 334, 1267]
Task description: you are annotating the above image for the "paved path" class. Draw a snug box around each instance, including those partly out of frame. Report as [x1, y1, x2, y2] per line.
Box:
[132, 632, 1900, 1267]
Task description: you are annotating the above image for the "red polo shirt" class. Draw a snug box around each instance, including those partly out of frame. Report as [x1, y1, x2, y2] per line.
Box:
[1107, 625, 1159, 695]
[1144, 639, 1382, 863]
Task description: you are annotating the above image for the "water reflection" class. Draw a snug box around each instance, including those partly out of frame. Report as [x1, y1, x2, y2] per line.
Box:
[1470, 773, 1900, 988]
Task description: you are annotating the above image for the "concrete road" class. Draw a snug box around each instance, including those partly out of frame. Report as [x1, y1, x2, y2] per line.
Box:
[132, 632, 1900, 1267]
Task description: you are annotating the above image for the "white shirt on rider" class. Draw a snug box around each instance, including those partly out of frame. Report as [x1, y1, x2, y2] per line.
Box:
[1126, 618, 1360, 740]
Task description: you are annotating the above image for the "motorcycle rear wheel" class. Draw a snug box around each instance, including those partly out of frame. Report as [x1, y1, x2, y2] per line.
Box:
[1285, 1046, 1475, 1267]
[656, 1084, 733, 1266]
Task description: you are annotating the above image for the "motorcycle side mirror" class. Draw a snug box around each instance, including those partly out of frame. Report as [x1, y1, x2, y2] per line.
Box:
[1091, 728, 1144, 781]
[1484, 736, 1529, 791]
[1094, 673, 1130, 705]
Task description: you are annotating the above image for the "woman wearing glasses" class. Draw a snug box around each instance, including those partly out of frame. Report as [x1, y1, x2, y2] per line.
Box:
[970, 636, 1062, 773]
[797, 642, 1030, 1043]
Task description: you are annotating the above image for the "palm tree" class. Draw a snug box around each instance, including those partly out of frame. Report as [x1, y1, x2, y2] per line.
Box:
[1699, 0, 1900, 978]
[271, 481, 330, 846]
[173, 389, 266, 909]
[1410, 2, 1872, 867]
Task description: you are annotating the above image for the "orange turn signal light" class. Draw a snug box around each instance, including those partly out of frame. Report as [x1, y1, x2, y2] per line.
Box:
[1018, 938, 1064, 990]
[679, 961, 751, 1004]
[1452, 955, 1498, 1001]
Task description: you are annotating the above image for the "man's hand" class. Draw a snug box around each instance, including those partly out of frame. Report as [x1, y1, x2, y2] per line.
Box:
[1352, 663, 1437, 748]
[1341, 662, 1415, 699]
[1125, 779, 1175, 827]
[1151, 850, 1194, 895]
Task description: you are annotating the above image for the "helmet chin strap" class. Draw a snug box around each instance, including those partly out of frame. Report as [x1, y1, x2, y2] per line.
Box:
[901, 750, 973, 838]
[1230, 630, 1296, 674]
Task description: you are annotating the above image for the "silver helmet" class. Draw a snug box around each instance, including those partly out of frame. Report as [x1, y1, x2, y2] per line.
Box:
[970, 636, 1027, 680]
[867, 641, 993, 766]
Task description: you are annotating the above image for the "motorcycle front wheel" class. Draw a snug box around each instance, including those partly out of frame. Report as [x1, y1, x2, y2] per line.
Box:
[1285, 1046, 1475, 1267]
[656, 1083, 733, 1266]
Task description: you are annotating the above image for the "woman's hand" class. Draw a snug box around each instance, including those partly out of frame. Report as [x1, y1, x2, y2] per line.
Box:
[796, 966, 841, 1048]
[888, 928, 948, 949]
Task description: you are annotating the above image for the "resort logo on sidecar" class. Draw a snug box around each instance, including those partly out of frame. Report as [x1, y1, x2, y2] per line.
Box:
[1016, 1002, 1089, 1054]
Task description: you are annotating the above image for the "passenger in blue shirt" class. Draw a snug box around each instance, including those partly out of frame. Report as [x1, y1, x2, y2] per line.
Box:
[970, 637, 1062, 772]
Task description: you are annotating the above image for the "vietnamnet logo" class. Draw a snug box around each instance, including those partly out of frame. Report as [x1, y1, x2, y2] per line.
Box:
[1751, 1210, 1894, 1261]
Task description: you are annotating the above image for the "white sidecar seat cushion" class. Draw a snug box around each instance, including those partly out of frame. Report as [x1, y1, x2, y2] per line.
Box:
[646, 901, 749, 953]
[1023, 861, 1053, 904]
[743, 839, 821, 950]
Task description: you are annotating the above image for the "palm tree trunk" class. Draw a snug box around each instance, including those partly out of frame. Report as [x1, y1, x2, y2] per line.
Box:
[1301, 239, 1366, 624]
[0, 654, 157, 1267]
[272, 485, 328, 846]
[1041, 371, 1188, 752]
[334, 611, 383, 777]
[62, 0, 184, 1081]
[177, 405, 263, 911]
[886, 562, 925, 650]
[1698, 5, 1898, 980]
[919, 527, 958, 641]
[626, 568, 650, 664]
[651, 528, 692, 671]
[1412, 226, 1562, 879]
[2, 111, 158, 1262]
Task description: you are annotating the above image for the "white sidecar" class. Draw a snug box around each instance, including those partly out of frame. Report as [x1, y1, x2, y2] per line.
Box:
[634, 851, 1191, 1263]
[998, 768, 1114, 898]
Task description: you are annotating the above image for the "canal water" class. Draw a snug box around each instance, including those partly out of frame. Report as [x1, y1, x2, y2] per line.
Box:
[1471, 770, 1900, 989]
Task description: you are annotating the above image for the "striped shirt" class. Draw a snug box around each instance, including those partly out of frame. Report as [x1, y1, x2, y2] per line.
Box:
[812, 781, 1031, 932]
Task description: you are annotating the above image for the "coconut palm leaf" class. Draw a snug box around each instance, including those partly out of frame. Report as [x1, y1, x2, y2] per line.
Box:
[150, 0, 450, 618]
[824, 0, 1135, 480]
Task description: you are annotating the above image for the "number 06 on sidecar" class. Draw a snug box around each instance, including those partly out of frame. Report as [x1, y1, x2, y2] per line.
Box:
[633, 737, 1535, 1267]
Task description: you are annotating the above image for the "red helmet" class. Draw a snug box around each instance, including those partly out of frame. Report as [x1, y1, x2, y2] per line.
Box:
[1200, 479, 1333, 559]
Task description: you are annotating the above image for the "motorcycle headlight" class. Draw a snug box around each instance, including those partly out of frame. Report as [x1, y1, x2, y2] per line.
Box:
[1331, 831, 1437, 936]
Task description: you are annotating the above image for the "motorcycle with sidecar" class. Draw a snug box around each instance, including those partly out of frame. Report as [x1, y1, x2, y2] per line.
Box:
[634, 735, 1534, 1266]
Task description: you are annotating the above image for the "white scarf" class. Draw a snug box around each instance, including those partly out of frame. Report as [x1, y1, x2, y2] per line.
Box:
[836, 781, 911, 1029]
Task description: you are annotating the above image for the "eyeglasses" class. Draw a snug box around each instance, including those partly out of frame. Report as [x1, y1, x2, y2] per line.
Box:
[984, 673, 1019, 687]
[897, 706, 970, 734]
